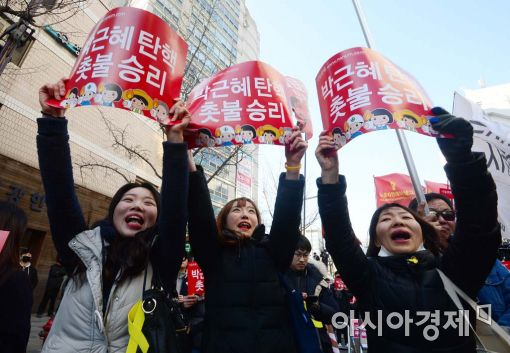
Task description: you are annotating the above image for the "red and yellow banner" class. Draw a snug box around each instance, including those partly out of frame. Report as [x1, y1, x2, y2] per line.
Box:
[374, 173, 417, 208]
[316, 47, 437, 149]
[48, 7, 188, 124]
[184, 61, 311, 148]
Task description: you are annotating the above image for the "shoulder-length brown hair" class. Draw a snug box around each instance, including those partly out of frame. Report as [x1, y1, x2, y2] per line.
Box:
[0, 202, 27, 285]
[216, 197, 261, 245]
[366, 203, 441, 257]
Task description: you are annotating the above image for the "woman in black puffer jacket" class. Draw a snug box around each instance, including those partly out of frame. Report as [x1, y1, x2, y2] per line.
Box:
[315, 107, 501, 353]
[187, 127, 307, 353]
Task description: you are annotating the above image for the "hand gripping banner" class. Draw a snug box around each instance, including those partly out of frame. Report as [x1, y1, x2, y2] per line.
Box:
[48, 7, 188, 124]
[316, 47, 436, 149]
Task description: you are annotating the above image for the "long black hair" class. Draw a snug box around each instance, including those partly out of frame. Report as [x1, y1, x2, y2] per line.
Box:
[366, 203, 441, 257]
[0, 202, 27, 286]
[77, 182, 160, 286]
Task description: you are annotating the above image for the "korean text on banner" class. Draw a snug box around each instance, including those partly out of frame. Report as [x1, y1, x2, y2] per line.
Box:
[316, 47, 435, 149]
[374, 173, 416, 208]
[424, 180, 449, 195]
[187, 261, 205, 296]
[185, 61, 311, 148]
[452, 92, 510, 239]
[48, 7, 188, 125]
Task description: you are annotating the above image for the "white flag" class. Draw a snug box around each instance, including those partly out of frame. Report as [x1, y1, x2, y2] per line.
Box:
[453, 92, 510, 239]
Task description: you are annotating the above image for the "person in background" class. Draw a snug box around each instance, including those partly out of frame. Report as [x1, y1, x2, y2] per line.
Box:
[0, 201, 33, 353]
[409, 193, 510, 329]
[20, 250, 38, 289]
[283, 235, 339, 353]
[176, 256, 205, 353]
[37, 259, 66, 317]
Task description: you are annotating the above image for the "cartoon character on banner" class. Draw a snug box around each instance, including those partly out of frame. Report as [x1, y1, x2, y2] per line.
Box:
[95, 83, 123, 107]
[420, 118, 440, 137]
[196, 128, 216, 147]
[344, 114, 364, 140]
[332, 127, 347, 150]
[257, 125, 281, 145]
[151, 100, 171, 125]
[395, 110, 425, 133]
[215, 125, 236, 146]
[78, 83, 97, 106]
[235, 125, 257, 144]
[278, 127, 293, 145]
[364, 108, 394, 131]
[122, 89, 153, 114]
[60, 88, 79, 108]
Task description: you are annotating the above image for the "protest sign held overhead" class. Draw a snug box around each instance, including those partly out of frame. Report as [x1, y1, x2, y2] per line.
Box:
[47, 7, 188, 125]
[185, 61, 311, 148]
[285, 76, 313, 140]
[316, 47, 435, 149]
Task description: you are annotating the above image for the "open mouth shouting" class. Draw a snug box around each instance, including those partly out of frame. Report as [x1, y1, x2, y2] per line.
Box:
[237, 221, 252, 232]
[125, 213, 145, 231]
[390, 229, 412, 244]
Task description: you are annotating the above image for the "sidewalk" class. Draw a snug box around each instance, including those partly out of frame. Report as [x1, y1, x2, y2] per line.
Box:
[27, 314, 48, 353]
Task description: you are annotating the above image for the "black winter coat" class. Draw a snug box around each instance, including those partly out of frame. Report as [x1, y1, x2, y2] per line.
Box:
[319, 153, 501, 353]
[188, 169, 304, 353]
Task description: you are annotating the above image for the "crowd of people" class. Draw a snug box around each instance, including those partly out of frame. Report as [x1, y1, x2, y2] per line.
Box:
[0, 78, 507, 353]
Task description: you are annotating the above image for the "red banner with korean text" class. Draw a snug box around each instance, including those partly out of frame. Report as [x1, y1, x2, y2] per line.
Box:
[48, 7, 187, 125]
[184, 61, 310, 148]
[187, 261, 205, 296]
[316, 47, 436, 149]
[374, 173, 417, 208]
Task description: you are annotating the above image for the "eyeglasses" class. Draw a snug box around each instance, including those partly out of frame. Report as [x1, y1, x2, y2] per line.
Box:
[294, 252, 310, 259]
[428, 208, 456, 221]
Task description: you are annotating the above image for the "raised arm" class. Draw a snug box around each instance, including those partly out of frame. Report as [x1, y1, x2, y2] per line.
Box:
[36, 80, 86, 266]
[151, 101, 190, 291]
[267, 127, 307, 271]
[431, 108, 501, 298]
[188, 153, 222, 272]
[315, 132, 372, 299]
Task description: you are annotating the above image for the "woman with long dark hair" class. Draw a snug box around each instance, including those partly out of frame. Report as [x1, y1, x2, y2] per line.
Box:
[187, 127, 307, 353]
[315, 108, 501, 352]
[0, 201, 32, 353]
[36, 79, 190, 353]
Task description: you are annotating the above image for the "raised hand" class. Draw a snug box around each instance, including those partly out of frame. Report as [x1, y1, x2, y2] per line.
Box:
[166, 100, 191, 143]
[284, 126, 308, 179]
[429, 107, 473, 163]
[39, 78, 67, 118]
[315, 131, 339, 184]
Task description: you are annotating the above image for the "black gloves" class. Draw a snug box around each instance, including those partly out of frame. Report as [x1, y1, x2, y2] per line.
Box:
[430, 107, 474, 163]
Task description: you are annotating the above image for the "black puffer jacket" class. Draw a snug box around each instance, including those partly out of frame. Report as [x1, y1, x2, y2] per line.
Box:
[188, 169, 304, 353]
[319, 153, 501, 353]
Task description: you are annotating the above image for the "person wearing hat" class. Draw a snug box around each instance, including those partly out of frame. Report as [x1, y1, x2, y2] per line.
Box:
[344, 114, 364, 140]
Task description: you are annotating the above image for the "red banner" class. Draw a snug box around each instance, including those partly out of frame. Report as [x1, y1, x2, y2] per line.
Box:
[187, 261, 205, 296]
[48, 7, 187, 124]
[424, 180, 449, 194]
[374, 173, 417, 208]
[184, 61, 310, 148]
[285, 76, 313, 140]
[316, 47, 436, 149]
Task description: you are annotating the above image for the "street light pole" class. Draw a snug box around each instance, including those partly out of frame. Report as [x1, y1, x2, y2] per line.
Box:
[0, 20, 34, 76]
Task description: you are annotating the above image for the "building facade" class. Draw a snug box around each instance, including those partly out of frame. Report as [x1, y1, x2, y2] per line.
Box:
[0, 0, 259, 310]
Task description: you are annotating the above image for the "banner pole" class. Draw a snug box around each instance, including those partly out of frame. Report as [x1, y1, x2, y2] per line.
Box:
[351, 0, 429, 210]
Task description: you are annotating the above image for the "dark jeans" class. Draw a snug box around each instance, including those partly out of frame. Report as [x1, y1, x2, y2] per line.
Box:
[37, 290, 57, 315]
